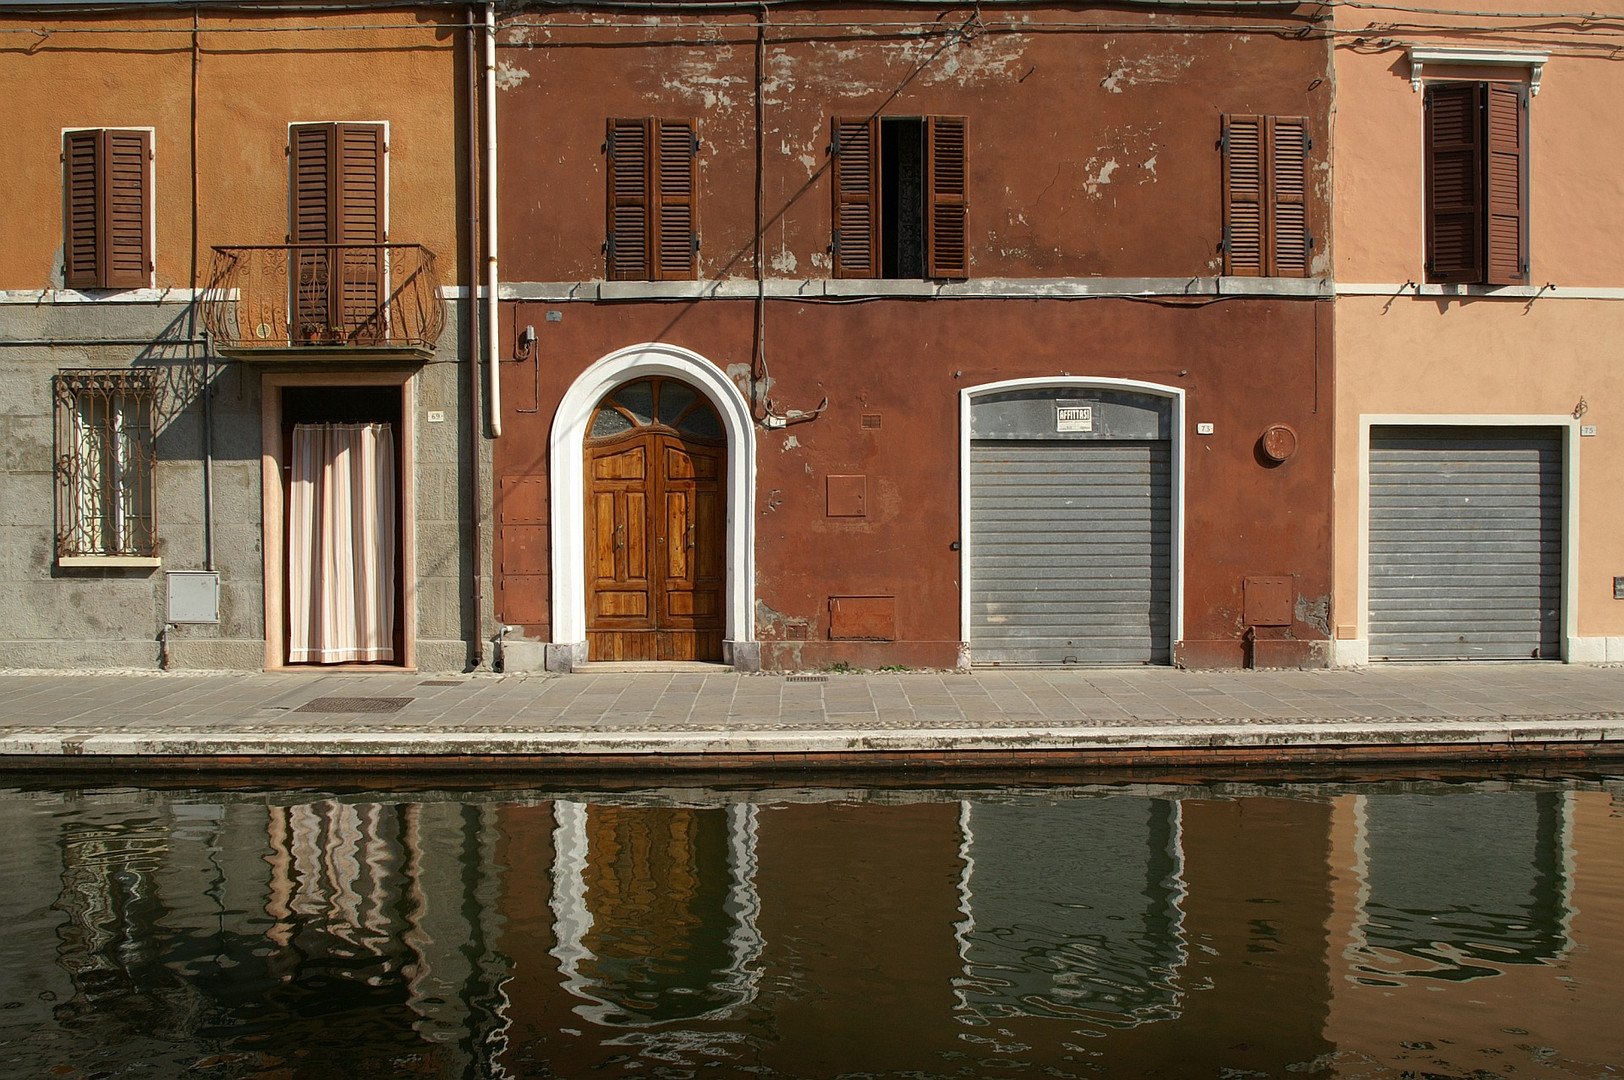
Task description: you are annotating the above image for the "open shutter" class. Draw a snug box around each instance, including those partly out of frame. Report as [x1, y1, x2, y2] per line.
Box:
[654, 119, 698, 280]
[1425, 82, 1485, 284]
[103, 130, 151, 289]
[336, 123, 384, 341]
[927, 116, 968, 279]
[1269, 116, 1310, 277]
[289, 123, 335, 337]
[607, 118, 651, 280]
[63, 130, 103, 289]
[831, 117, 879, 279]
[1484, 83, 1529, 285]
[1222, 115, 1265, 277]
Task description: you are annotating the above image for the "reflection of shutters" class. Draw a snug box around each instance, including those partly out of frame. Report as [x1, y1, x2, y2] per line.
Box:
[927, 116, 968, 279]
[607, 118, 697, 280]
[1425, 83, 1484, 284]
[1484, 83, 1529, 285]
[289, 123, 384, 341]
[63, 129, 152, 290]
[1222, 115, 1309, 277]
[831, 116, 879, 279]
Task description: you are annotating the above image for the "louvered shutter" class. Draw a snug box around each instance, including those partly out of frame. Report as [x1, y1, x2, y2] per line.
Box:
[1269, 116, 1310, 277]
[104, 130, 152, 289]
[1484, 83, 1529, 286]
[831, 117, 879, 279]
[654, 119, 697, 280]
[1222, 115, 1265, 276]
[290, 124, 335, 335]
[290, 123, 384, 341]
[607, 118, 651, 280]
[63, 130, 103, 289]
[64, 129, 151, 290]
[336, 123, 384, 341]
[1425, 83, 1485, 284]
[927, 116, 968, 279]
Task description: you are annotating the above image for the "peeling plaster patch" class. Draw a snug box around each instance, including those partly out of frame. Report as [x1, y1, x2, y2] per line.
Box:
[1141, 155, 1158, 182]
[1296, 594, 1331, 636]
[1083, 159, 1119, 197]
[780, 434, 801, 453]
[809, 252, 831, 271]
[1100, 53, 1197, 91]
[755, 599, 813, 642]
[798, 154, 817, 175]
[495, 60, 530, 91]
[771, 250, 798, 274]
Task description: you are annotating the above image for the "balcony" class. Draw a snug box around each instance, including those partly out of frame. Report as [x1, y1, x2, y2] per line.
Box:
[203, 244, 446, 359]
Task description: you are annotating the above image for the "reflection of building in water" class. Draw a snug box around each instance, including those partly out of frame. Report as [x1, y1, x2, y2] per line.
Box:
[1343, 791, 1572, 982]
[42, 796, 510, 1074]
[954, 797, 1188, 1026]
[549, 800, 762, 1027]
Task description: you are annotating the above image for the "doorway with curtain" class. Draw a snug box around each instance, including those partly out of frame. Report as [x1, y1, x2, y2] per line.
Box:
[262, 376, 412, 670]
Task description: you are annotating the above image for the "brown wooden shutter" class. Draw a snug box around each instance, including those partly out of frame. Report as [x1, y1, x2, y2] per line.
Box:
[831, 117, 879, 279]
[104, 130, 152, 289]
[654, 119, 698, 280]
[1222, 115, 1265, 277]
[289, 123, 384, 340]
[336, 124, 384, 340]
[1484, 83, 1529, 285]
[64, 129, 151, 289]
[63, 130, 103, 289]
[1425, 82, 1485, 284]
[1269, 116, 1311, 277]
[607, 118, 651, 280]
[926, 116, 968, 280]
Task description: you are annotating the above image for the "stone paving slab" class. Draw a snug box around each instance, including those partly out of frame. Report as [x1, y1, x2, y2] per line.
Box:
[0, 664, 1620, 764]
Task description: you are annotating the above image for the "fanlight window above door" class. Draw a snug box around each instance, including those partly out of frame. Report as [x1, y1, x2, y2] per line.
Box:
[589, 378, 723, 441]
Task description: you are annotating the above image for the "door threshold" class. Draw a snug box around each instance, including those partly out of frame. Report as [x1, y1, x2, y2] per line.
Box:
[575, 661, 733, 673]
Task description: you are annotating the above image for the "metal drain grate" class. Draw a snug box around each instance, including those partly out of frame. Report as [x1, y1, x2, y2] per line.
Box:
[417, 680, 462, 687]
[295, 696, 413, 714]
[785, 675, 828, 684]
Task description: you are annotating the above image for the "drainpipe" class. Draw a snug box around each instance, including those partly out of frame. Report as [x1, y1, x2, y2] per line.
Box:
[483, 1, 502, 438]
[466, 5, 485, 668]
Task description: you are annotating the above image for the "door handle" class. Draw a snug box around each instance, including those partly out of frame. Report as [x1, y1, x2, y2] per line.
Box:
[614, 523, 625, 551]
[687, 525, 696, 548]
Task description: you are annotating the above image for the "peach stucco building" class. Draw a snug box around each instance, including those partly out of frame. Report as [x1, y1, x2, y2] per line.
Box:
[1331, 3, 1624, 664]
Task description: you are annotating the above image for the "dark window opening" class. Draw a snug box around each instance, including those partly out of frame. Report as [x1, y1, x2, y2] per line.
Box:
[881, 117, 926, 279]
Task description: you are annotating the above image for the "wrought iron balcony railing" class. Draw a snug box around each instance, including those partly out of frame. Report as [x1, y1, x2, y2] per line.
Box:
[203, 244, 446, 355]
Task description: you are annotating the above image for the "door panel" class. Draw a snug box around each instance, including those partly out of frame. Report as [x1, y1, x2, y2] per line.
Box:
[586, 381, 726, 662]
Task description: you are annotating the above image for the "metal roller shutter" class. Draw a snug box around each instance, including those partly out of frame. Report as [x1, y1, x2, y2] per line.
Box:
[971, 440, 1171, 666]
[1369, 426, 1561, 660]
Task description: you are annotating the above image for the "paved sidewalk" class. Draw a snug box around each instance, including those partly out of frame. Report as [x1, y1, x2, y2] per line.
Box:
[0, 663, 1622, 768]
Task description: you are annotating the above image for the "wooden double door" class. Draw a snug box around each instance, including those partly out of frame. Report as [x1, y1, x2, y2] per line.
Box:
[586, 379, 726, 662]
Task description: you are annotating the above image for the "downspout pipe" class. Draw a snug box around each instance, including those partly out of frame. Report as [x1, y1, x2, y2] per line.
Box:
[484, 1, 502, 437]
[466, 4, 485, 667]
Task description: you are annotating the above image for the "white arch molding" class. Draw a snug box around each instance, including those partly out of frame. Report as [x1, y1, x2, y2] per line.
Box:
[548, 343, 758, 671]
[958, 376, 1187, 661]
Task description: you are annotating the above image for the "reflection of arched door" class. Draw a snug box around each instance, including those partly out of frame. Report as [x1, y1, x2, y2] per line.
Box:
[586, 378, 725, 661]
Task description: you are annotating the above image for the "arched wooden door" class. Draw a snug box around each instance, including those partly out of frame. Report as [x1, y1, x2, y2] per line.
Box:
[586, 378, 726, 661]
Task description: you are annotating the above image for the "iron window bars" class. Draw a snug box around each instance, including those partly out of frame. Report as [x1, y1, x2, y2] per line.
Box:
[53, 369, 157, 559]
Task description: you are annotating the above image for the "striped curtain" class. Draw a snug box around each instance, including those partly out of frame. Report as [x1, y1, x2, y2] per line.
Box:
[288, 422, 397, 663]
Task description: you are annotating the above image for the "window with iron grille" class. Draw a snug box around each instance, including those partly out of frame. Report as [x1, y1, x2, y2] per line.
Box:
[53, 370, 157, 560]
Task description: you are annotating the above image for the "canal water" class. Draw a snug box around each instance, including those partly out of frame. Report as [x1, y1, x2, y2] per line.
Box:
[1, 776, 1620, 1079]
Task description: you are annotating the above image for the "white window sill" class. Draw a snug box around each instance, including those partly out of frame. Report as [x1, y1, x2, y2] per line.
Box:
[57, 556, 162, 569]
